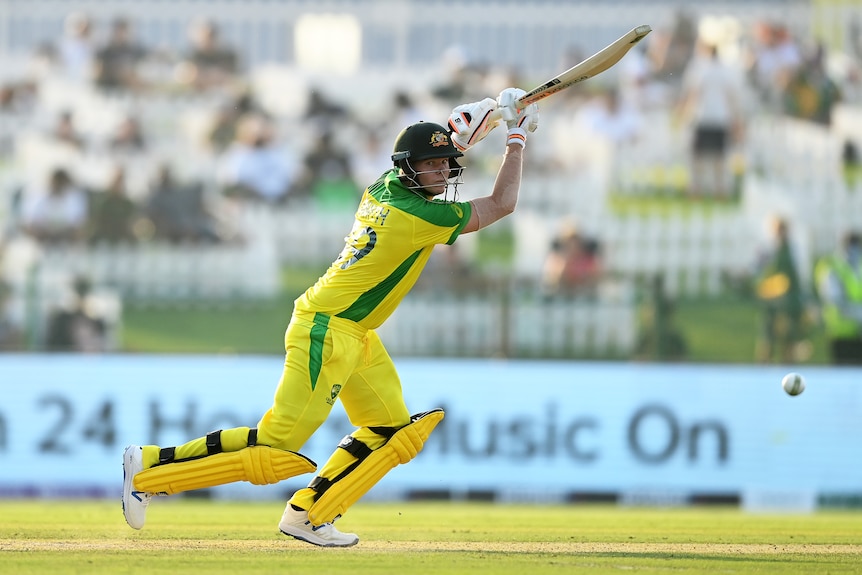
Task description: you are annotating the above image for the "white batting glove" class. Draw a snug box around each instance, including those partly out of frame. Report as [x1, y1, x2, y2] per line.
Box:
[496, 88, 539, 148]
[447, 97, 501, 152]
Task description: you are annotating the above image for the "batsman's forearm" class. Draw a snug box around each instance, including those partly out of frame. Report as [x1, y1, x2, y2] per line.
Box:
[493, 144, 524, 214]
[464, 144, 523, 233]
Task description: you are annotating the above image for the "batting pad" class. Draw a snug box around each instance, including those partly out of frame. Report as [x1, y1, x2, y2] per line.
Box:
[133, 446, 317, 495]
[308, 409, 444, 525]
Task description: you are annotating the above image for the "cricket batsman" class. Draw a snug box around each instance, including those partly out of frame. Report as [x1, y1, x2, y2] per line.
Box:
[122, 88, 539, 546]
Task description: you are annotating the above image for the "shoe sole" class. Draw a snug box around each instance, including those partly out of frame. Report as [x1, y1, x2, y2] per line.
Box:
[280, 528, 359, 548]
[122, 446, 145, 530]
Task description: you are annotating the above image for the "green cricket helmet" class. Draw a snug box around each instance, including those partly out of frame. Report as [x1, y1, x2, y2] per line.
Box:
[391, 121, 463, 172]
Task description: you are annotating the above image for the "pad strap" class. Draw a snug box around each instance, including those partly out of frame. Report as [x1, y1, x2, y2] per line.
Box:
[338, 435, 373, 460]
[156, 428, 259, 466]
[206, 431, 222, 455]
[158, 447, 176, 465]
[307, 409, 444, 525]
[307, 433, 382, 500]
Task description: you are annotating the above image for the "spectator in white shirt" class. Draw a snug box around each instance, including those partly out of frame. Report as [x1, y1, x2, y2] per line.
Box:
[57, 12, 96, 83]
[678, 42, 744, 199]
[21, 167, 89, 245]
[216, 113, 298, 203]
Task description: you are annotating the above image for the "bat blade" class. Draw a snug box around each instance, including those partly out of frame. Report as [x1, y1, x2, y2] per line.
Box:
[484, 24, 651, 127]
[517, 24, 652, 107]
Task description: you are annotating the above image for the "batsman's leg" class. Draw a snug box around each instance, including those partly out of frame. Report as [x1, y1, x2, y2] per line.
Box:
[281, 331, 443, 538]
[122, 427, 317, 530]
[122, 313, 354, 531]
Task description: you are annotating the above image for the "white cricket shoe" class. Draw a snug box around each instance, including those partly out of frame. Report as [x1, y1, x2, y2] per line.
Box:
[279, 505, 359, 547]
[122, 445, 152, 530]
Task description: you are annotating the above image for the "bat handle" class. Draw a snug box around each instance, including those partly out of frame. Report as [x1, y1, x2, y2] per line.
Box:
[487, 96, 528, 125]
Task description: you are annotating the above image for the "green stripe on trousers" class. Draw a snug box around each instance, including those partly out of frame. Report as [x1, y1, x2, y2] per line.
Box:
[308, 313, 330, 391]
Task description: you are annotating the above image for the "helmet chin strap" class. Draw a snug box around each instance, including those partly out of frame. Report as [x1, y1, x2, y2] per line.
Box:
[400, 159, 463, 202]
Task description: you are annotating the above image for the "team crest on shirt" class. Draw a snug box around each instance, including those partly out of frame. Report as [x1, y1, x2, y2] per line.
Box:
[430, 131, 450, 147]
[326, 384, 342, 405]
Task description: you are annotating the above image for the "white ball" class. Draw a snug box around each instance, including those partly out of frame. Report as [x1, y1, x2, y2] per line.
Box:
[782, 372, 806, 396]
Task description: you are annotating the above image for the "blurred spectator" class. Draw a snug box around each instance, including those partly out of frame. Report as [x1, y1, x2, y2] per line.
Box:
[44, 275, 107, 353]
[88, 166, 141, 244]
[208, 104, 241, 153]
[108, 114, 147, 153]
[21, 167, 89, 245]
[292, 130, 358, 209]
[618, 43, 656, 111]
[57, 12, 95, 83]
[430, 45, 485, 105]
[576, 88, 642, 145]
[747, 22, 802, 109]
[0, 81, 38, 116]
[145, 163, 222, 243]
[391, 90, 426, 133]
[844, 139, 861, 188]
[0, 235, 42, 341]
[350, 129, 395, 192]
[207, 89, 260, 153]
[635, 274, 688, 362]
[52, 110, 86, 151]
[782, 43, 841, 126]
[0, 81, 37, 157]
[559, 44, 587, 71]
[541, 225, 603, 298]
[814, 231, 862, 365]
[30, 41, 59, 78]
[0, 85, 15, 112]
[176, 19, 239, 91]
[649, 10, 698, 85]
[94, 17, 148, 91]
[216, 113, 297, 203]
[677, 42, 743, 199]
[754, 217, 809, 363]
[303, 88, 350, 134]
[852, 15, 862, 63]
[0, 279, 24, 351]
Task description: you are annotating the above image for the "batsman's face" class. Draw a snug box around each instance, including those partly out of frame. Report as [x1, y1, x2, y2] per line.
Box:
[413, 157, 451, 196]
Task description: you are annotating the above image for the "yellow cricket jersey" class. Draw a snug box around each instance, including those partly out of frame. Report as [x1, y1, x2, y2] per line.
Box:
[294, 170, 473, 330]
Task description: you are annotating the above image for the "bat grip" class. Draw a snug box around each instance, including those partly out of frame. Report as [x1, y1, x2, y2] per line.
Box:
[488, 96, 527, 125]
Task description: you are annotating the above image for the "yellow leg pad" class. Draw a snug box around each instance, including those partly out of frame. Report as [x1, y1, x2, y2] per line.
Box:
[133, 446, 317, 495]
[308, 409, 444, 525]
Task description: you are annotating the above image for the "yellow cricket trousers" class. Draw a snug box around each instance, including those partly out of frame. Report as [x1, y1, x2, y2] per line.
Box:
[139, 310, 411, 506]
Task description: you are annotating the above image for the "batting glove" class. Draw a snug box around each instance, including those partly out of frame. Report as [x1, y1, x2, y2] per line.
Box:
[447, 97, 501, 152]
[497, 88, 539, 148]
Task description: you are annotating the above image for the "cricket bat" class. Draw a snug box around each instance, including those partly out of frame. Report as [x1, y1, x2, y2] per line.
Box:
[490, 24, 652, 121]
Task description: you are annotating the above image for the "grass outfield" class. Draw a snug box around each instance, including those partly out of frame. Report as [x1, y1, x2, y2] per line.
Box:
[1, 501, 861, 574]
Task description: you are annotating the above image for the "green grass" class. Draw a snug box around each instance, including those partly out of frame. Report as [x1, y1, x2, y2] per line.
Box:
[606, 161, 745, 217]
[608, 189, 742, 217]
[122, 302, 289, 354]
[672, 297, 830, 364]
[1, 501, 860, 574]
[120, 266, 322, 354]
